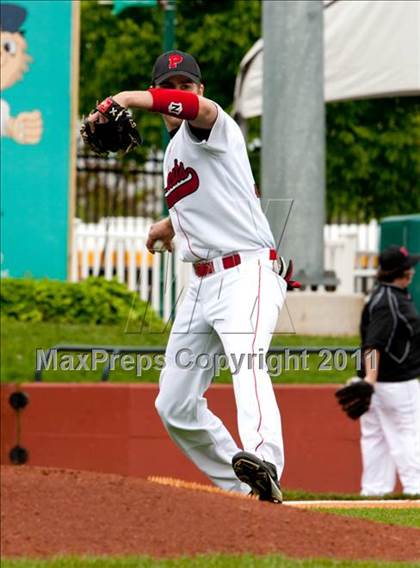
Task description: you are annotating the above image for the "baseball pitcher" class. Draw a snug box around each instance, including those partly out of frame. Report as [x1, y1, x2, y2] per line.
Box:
[83, 50, 301, 503]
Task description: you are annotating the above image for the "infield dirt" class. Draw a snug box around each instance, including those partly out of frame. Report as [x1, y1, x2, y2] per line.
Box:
[1, 465, 419, 562]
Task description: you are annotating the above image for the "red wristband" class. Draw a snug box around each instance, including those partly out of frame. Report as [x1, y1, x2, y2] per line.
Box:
[148, 88, 199, 120]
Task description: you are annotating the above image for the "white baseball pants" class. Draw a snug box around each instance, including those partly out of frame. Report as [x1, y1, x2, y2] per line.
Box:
[155, 254, 287, 493]
[360, 378, 420, 495]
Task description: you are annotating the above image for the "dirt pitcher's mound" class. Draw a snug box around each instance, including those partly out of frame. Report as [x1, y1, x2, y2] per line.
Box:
[1, 466, 419, 562]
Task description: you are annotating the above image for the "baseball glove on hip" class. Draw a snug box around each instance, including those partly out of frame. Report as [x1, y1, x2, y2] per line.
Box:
[278, 257, 301, 290]
[80, 97, 142, 156]
[335, 377, 374, 420]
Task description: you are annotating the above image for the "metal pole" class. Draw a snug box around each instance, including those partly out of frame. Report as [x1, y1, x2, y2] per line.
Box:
[161, 0, 176, 163]
[163, 0, 175, 52]
[262, 0, 326, 287]
[160, 0, 176, 317]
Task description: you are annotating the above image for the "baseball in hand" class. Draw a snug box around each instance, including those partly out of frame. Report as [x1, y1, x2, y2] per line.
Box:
[152, 239, 167, 253]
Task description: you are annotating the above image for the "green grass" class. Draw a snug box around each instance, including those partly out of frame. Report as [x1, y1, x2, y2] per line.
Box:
[2, 556, 420, 568]
[1, 318, 167, 383]
[319, 508, 420, 529]
[1, 318, 359, 384]
[282, 488, 419, 502]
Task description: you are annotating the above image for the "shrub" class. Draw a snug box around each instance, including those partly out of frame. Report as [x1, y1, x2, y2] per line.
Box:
[0, 277, 163, 327]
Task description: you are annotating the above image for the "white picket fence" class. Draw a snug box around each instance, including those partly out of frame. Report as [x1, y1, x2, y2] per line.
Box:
[324, 219, 379, 293]
[71, 218, 380, 317]
[71, 217, 192, 321]
[324, 220, 379, 251]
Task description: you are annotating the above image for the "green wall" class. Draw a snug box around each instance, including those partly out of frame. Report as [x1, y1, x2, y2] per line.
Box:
[380, 214, 420, 311]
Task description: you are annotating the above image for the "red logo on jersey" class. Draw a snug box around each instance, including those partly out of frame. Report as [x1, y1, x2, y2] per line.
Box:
[168, 54, 184, 69]
[165, 159, 199, 208]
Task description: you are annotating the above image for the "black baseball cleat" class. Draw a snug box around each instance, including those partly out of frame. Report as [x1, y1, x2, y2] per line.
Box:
[232, 451, 283, 504]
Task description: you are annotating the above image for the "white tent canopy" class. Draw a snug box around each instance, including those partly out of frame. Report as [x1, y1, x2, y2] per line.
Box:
[233, 0, 420, 119]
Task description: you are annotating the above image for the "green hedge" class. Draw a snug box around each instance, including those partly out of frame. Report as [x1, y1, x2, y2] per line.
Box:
[0, 277, 163, 327]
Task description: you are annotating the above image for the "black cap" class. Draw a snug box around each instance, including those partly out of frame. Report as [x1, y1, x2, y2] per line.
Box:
[379, 245, 420, 273]
[0, 3, 27, 32]
[152, 50, 201, 85]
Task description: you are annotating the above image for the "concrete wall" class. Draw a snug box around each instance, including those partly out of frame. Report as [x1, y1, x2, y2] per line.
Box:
[1, 383, 362, 493]
[277, 292, 365, 336]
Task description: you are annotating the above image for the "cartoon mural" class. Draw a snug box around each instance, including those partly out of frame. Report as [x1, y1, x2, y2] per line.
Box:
[1, 0, 76, 280]
[0, 3, 43, 144]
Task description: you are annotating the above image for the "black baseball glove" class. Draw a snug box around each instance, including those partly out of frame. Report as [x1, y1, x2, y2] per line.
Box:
[335, 377, 374, 420]
[80, 97, 142, 156]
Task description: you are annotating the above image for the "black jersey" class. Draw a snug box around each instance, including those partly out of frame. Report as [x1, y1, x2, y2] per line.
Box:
[360, 283, 420, 382]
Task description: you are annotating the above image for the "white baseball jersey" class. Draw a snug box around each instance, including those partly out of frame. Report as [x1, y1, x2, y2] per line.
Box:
[157, 102, 286, 495]
[163, 104, 275, 262]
